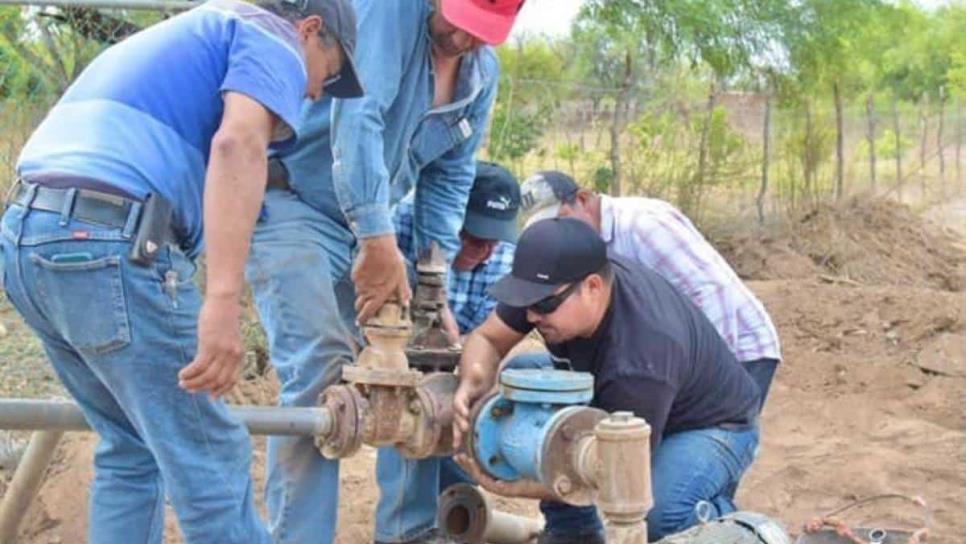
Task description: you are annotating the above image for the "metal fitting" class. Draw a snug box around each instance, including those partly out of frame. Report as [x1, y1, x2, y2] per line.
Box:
[437, 483, 543, 544]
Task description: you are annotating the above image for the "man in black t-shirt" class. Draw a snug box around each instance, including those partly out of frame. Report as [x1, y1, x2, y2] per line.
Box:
[452, 218, 761, 544]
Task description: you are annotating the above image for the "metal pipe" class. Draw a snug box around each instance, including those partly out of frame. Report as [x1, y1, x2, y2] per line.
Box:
[0, 430, 63, 543]
[0, 399, 333, 437]
[0, 0, 197, 10]
[438, 483, 543, 544]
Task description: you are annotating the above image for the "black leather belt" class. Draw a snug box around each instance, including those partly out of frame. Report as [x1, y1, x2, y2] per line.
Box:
[9, 182, 139, 229]
[7, 181, 179, 247]
[266, 157, 291, 191]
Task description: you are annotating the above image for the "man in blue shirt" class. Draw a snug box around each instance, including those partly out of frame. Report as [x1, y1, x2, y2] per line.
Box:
[395, 162, 519, 337]
[0, 1, 361, 542]
[245, 1, 525, 541]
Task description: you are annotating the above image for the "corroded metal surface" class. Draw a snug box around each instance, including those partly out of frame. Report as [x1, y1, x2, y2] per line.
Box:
[539, 406, 608, 506]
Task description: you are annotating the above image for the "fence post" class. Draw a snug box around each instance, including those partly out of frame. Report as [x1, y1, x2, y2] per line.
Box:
[834, 82, 845, 201]
[893, 95, 903, 200]
[867, 93, 877, 191]
[920, 92, 929, 197]
[957, 95, 962, 188]
[757, 93, 771, 226]
[938, 86, 946, 189]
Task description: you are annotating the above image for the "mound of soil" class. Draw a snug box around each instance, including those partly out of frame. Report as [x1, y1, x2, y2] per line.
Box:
[719, 198, 965, 291]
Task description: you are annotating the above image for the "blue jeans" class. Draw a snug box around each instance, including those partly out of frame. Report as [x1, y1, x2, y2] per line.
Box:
[499, 353, 760, 543]
[0, 203, 270, 544]
[247, 190, 441, 543]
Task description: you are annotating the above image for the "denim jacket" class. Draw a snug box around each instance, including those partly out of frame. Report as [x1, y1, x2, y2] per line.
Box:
[277, 0, 499, 258]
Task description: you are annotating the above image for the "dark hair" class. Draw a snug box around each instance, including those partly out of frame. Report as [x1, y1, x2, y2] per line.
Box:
[576, 261, 613, 294]
[594, 261, 614, 284]
[256, 0, 338, 46]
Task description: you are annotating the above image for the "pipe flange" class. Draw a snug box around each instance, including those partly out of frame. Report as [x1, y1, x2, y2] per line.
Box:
[539, 406, 608, 506]
[465, 390, 500, 477]
[316, 385, 366, 459]
[399, 373, 458, 459]
[437, 483, 490, 544]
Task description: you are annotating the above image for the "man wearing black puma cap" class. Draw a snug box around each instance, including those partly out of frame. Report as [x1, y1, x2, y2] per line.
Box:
[452, 218, 762, 543]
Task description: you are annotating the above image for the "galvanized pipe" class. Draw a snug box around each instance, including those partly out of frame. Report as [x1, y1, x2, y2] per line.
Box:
[0, 0, 197, 10]
[0, 430, 63, 543]
[0, 399, 333, 437]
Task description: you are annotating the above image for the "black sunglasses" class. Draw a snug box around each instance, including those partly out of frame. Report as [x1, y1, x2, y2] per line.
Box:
[529, 281, 582, 315]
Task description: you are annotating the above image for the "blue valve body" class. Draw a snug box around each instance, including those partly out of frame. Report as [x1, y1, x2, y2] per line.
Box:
[471, 369, 594, 482]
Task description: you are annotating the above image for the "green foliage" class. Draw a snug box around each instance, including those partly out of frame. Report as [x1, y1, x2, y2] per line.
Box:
[487, 41, 566, 166]
[856, 128, 912, 161]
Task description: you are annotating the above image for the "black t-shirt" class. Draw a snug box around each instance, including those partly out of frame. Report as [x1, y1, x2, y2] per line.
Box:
[496, 257, 760, 450]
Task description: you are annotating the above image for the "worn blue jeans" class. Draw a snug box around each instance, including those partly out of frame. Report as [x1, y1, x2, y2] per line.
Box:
[247, 190, 441, 543]
[0, 203, 270, 544]
[500, 352, 760, 543]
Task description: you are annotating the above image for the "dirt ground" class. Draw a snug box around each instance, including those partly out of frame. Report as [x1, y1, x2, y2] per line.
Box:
[2, 197, 964, 543]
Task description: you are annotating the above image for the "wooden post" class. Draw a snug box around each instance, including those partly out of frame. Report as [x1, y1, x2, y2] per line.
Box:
[893, 95, 903, 200]
[866, 93, 877, 191]
[920, 93, 929, 196]
[957, 96, 962, 188]
[804, 100, 814, 202]
[834, 82, 845, 201]
[757, 93, 772, 226]
[938, 86, 946, 188]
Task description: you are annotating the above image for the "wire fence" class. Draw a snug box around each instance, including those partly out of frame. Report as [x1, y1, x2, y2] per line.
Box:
[0, 0, 962, 231]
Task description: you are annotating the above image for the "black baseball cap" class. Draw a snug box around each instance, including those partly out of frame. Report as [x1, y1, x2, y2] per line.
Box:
[519, 170, 580, 227]
[488, 217, 608, 307]
[463, 162, 521, 243]
[289, 0, 364, 98]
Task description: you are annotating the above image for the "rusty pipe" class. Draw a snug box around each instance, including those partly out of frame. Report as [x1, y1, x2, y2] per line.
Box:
[593, 412, 652, 544]
[0, 398, 333, 436]
[0, 430, 63, 543]
[438, 483, 543, 544]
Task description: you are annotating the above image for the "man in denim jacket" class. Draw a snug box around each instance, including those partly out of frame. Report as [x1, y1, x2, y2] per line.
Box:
[245, 1, 525, 542]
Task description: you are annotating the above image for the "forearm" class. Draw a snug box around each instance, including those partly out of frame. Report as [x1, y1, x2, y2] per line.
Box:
[458, 330, 506, 392]
[203, 130, 267, 300]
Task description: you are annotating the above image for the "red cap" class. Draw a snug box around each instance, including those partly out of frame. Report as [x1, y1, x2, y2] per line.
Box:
[440, 0, 526, 45]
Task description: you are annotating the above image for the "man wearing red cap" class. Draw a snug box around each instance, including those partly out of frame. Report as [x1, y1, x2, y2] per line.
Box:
[245, 1, 525, 543]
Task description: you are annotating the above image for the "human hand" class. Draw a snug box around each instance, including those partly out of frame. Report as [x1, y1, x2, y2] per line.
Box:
[178, 295, 244, 397]
[452, 375, 493, 449]
[454, 453, 552, 500]
[351, 234, 411, 324]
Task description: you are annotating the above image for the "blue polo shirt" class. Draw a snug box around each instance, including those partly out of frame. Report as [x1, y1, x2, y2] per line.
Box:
[16, 0, 306, 256]
[496, 257, 760, 449]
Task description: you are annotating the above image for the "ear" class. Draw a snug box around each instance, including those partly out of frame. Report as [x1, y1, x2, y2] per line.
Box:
[584, 273, 604, 294]
[575, 189, 593, 207]
[297, 15, 323, 43]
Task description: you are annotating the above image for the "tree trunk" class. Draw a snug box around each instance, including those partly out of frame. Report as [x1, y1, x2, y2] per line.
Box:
[866, 94, 877, 191]
[920, 93, 929, 196]
[938, 86, 946, 188]
[834, 82, 845, 201]
[608, 50, 634, 197]
[893, 95, 902, 200]
[757, 93, 771, 226]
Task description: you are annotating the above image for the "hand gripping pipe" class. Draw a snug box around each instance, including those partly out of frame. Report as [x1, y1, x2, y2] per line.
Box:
[454, 368, 653, 544]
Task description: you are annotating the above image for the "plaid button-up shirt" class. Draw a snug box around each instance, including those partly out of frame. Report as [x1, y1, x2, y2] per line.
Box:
[600, 196, 781, 362]
[394, 199, 515, 334]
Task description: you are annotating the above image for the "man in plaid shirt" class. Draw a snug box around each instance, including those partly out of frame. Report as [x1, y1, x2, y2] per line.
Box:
[395, 162, 520, 335]
[522, 171, 782, 410]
